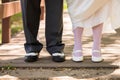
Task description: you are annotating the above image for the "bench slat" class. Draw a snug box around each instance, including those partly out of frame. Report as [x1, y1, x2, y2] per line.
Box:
[0, 1, 21, 19]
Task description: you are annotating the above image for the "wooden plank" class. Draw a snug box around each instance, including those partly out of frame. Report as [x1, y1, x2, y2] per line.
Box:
[0, 1, 21, 19]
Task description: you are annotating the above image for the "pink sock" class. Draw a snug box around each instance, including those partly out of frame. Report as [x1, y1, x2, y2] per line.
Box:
[92, 23, 103, 57]
[73, 27, 83, 56]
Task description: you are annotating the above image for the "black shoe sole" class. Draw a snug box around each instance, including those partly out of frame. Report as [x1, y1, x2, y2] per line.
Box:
[52, 56, 65, 62]
[24, 56, 38, 62]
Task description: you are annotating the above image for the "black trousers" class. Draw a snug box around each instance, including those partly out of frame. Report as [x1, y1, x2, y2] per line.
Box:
[20, 0, 64, 54]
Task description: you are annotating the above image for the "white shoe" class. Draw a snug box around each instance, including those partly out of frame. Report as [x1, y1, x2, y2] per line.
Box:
[72, 50, 83, 62]
[92, 50, 103, 63]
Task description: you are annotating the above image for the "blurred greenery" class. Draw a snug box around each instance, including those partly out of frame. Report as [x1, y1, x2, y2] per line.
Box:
[10, 13, 23, 36]
[64, 0, 67, 10]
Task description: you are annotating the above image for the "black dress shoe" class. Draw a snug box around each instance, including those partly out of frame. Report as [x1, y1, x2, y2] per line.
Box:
[24, 52, 39, 62]
[52, 52, 65, 62]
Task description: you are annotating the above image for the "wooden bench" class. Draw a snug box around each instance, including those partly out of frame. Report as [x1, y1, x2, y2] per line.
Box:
[0, 0, 44, 44]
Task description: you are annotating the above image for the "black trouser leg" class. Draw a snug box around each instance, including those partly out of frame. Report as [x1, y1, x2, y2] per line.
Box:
[20, 0, 43, 53]
[45, 0, 65, 54]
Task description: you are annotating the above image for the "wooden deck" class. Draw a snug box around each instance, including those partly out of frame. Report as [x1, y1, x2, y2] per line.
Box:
[0, 13, 120, 68]
[0, 13, 120, 80]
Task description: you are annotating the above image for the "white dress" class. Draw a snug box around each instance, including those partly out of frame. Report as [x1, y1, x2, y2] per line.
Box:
[66, 0, 120, 36]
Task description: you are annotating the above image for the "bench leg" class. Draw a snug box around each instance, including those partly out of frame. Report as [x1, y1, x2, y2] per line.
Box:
[40, 6, 45, 20]
[2, 17, 11, 43]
